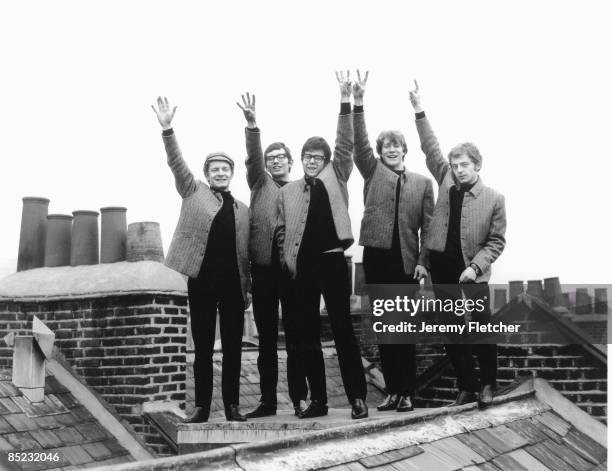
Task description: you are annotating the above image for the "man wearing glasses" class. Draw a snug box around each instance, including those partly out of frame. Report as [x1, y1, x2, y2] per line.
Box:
[237, 93, 308, 418]
[275, 72, 368, 420]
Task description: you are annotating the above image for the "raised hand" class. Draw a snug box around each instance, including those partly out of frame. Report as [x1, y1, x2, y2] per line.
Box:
[151, 96, 177, 130]
[236, 92, 257, 128]
[409, 80, 423, 113]
[335, 70, 352, 102]
[352, 70, 369, 106]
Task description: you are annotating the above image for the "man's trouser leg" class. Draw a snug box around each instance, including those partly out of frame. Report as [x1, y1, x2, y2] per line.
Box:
[319, 252, 367, 403]
[294, 260, 327, 403]
[429, 251, 478, 393]
[463, 282, 497, 389]
[280, 275, 308, 405]
[251, 263, 279, 405]
[187, 277, 218, 410]
[218, 281, 246, 408]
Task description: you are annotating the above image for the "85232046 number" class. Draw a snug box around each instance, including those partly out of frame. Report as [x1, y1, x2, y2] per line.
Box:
[8, 452, 60, 462]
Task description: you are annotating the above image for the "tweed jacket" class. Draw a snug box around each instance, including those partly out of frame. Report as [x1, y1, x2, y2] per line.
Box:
[353, 111, 434, 274]
[276, 113, 354, 278]
[415, 116, 506, 282]
[245, 128, 287, 266]
[162, 132, 250, 302]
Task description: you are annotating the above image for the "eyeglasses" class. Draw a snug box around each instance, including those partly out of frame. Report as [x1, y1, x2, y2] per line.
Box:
[302, 154, 325, 163]
[265, 154, 289, 162]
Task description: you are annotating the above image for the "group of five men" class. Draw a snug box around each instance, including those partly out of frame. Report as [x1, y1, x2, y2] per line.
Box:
[151, 71, 506, 424]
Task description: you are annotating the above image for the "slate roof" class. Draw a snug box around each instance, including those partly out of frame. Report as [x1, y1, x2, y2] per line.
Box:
[0, 368, 133, 470]
[185, 347, 387, 417]
[100, 377, 607, 471]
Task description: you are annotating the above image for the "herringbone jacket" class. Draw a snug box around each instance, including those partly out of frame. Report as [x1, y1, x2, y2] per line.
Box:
[245, 128, 287, 266]
[276, 113, 354, 278]
[353, 111, 434, 274]
[162, 132, 250, 302]
[415, 116, 506, 282]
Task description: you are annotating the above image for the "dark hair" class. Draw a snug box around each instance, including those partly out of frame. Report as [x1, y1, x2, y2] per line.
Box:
[448, 142, 482, 169]
[301, 136, 331, 162]
[264, 142, 293, 164]
[376, 130, 407, 156]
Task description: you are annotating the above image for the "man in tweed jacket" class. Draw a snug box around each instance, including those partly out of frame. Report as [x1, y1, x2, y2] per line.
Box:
[152, 97, 250, 423]
[275, 72, 368, 420]
[351, 71, 434, 413]
[236, 93, 307, 418]
[410, 82, 506, 407]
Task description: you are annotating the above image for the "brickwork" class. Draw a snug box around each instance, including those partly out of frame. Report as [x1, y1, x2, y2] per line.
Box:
[0, 293, 188, 455]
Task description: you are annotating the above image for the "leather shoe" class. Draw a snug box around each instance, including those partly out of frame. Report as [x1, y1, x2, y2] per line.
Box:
[479, 384, 495, 406]
[376, 394, 400, 411]
[293, 402, 304, 417]
[245, 402, 276, 418]
[298, 400, 328, 419]
[351, 398, 369, 420]
[396, 396, 413, 412]
[225, 404, 247, 422]
[183, 406, 209, 423]
[448, 391, 479, 407]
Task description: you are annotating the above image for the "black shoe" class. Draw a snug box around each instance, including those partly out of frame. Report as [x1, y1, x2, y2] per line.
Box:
[245, 402, 276, 419]
[351, 398, 369, 420]
[225, 404, 247, 422]
[183, 406, 209, 423]
[479, 384, 495, 406]
[376, 394, 400, 412]
[298, 400, 328, 419]
[448, 391, 479, 407]
[396, 396, 413, 412]
[293, 402, 304, 417]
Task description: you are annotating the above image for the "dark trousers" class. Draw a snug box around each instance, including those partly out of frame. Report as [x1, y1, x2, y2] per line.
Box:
[251, 263, 307, 406]
[188, 269, 245, 410]
[429, 250, 497, 393]
[290, 251, 367, 404]
[363, 246, 417, 396]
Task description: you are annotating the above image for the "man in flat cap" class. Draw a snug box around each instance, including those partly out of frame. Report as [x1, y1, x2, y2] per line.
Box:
[152, 97, 251, 423]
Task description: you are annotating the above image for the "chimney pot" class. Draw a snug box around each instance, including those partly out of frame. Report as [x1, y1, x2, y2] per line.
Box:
[70, 210, 99, 266]
[44, 214, 73, 267]
[126, 222, 164, 263]
[17, 197, 50, 271]
[100, 207, 127, 263]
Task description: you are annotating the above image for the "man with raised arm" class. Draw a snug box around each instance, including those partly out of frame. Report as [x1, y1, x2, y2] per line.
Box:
[276, 72, 368, 420]
[152, 97, 250, 423]
[351, 71, 434, 413]
[236, 93, 308, 418]
[409, 82, 506, 407]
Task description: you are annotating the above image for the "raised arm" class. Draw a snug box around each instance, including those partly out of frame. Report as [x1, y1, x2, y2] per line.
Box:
[332, 70, 354, 182]
[352, 70, 377, 179]
[410, 81, 450, 186]
[151, 96, 197, 198]
[237, 93, 266, 190]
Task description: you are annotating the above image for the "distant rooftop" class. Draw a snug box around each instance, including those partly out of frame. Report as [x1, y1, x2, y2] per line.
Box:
[0, 261, 186, 299]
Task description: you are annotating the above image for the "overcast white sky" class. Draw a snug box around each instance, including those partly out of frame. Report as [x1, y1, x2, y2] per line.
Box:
[2, 1, 611, 284]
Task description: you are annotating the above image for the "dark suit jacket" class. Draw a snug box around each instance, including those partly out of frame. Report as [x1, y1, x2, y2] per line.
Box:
[162, 132, 250, 302]
[415, 115, 506, 282]
[353, 111, 434, 274]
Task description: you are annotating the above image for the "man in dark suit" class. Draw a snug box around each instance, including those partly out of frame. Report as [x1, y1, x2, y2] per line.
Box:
[236, 93, 308, 417]
[152, 97, 250, 423]
[351, 71, 434, 413]
[410, 82, 507, 407]
[276, 72, 368, 420]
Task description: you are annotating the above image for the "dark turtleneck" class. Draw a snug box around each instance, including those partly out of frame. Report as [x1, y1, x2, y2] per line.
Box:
[199, 190, 239, 284]
[444, 178, 478, 260]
